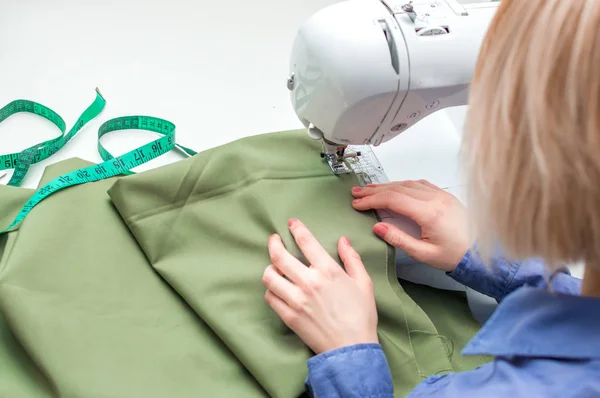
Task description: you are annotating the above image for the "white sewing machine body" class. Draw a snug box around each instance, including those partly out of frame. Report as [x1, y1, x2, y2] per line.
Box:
[288, 0, 502, 322]
[288, 0, 499, 172]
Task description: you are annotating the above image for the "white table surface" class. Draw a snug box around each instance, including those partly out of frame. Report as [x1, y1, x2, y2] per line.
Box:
[0, 0, 583, 279]
[0, 0, 467, 193]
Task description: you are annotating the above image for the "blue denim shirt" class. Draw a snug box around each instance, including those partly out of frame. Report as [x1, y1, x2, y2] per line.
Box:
[305, 250, 600, 397]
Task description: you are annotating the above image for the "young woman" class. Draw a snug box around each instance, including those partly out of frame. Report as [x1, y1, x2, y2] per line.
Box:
[262, 0, 600, 396]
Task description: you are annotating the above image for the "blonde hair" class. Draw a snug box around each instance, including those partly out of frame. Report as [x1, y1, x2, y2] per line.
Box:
[463, 0, 600, 268]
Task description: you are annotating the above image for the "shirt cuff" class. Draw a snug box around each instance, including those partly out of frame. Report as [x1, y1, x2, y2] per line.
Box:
[447, 248, 519, 302]
[306, 343, 394, 398]
[447, 247, 582, 301]
[447, 249, 474, 285]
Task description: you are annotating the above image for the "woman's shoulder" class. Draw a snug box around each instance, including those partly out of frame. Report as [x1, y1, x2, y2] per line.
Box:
[408, 357, 600, 398]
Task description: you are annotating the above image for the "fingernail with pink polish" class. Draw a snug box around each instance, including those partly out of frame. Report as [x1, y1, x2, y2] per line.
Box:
[352, 199, 361, 205]
[374, 224, 388, 236]
[343, 236, 351, 246]
[352, 187, 362, 193]
[288, 219, 298, 227]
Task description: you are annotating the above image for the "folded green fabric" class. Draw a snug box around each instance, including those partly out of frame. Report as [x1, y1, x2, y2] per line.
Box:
[0, 184, 55, 397]
[0, 159, 264, 397]
[108, 129, 490, 397]
[0, 129, 488, 397]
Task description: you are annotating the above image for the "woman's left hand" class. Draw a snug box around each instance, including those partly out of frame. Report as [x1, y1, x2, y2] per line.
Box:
[262, 219, 379, 355]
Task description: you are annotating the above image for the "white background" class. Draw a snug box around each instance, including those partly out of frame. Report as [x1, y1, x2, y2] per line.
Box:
[0, 0, 467, 192]
[0, 0, 582, 276]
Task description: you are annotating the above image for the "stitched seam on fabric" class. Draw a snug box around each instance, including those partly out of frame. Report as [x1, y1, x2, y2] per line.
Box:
[370, 203, 453, 378]
[125, 173, 335, 223]
[380, 232, 423, 378]
[409, 325, 450, 376]
[407, 329, 456, 372]
[346, 178, 423, 380]
[414, 324, 451, 375]
[377, 329, 418, 368]
[370, 203, 423, 379]
[383, 239, 452, 377]
[400, 297, 423, 378]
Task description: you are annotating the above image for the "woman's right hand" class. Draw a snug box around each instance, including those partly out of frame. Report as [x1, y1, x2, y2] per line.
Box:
[351, 180, 471, 272]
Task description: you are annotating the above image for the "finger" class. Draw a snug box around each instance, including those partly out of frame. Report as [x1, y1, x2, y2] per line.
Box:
[288, 219, 333, 269]
[265, 290, 299, 327]
[373, 222, 437, 262]
[365, 182, 391, 188]
[268, 234, 309, 283]
[338, 237, 372, 288]
[352, 191, 426, 222]
[262, 265, 302, 305]
[365, 181, 434, 192]
[412, 180, 441, 191]
[352, 185, 431, 200]
[363, 182, 403, 190]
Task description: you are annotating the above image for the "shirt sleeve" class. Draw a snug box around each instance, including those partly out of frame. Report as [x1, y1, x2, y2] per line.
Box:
[448, 248, 581, 302]
[305, 343, 394, 398]
[405, 363, 515, 398]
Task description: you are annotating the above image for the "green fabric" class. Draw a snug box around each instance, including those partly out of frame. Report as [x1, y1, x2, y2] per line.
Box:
[108, 129, 490, 397]
[0, 159, 263, 397]
[0, 313, 54, 398]
[0, 185, 53, 397]
[0, 129, 489, 397]
[399, 280, 492, 373]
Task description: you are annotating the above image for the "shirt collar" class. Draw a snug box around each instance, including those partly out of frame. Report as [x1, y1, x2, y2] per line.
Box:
[463, 286, 600, 359]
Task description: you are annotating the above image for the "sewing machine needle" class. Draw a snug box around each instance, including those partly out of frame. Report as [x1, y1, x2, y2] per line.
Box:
[0, 172, 7, 182]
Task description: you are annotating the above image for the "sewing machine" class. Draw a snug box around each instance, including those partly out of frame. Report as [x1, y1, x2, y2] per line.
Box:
[288, 0, 500, 174]
[288, 0, 501, 323]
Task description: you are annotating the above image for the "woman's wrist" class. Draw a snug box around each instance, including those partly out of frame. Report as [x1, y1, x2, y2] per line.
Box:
[306, 343, 393, 398]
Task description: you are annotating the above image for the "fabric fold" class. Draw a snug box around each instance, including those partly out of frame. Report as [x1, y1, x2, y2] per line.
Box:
[0, 129, 489, 397]
[0, 158, 264, 397]
[108, 129, 490, 397]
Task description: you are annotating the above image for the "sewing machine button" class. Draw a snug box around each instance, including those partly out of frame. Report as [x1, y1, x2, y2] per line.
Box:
[426, 101, 440, 109]
[391, 123, 407, 132]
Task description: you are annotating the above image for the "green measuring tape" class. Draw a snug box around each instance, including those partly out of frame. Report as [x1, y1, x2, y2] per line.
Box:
[1, 89, 197, 234]
[0, 89, 106, 187]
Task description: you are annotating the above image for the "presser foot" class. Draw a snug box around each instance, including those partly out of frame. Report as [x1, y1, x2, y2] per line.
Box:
[320, 149, 362, 175]
[320, 139, 362, 175]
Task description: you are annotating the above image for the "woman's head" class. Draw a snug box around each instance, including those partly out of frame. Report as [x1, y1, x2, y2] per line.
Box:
[463, 0, 600, 267]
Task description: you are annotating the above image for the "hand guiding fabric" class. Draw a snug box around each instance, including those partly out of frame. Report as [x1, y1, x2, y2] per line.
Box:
[263, 219, 379, 355]
[352, 180, 470, 272]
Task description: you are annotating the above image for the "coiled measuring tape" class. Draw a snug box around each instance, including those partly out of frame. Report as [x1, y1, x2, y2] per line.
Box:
[0, 89, 106, 187]
[1, 89, 196, 234]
